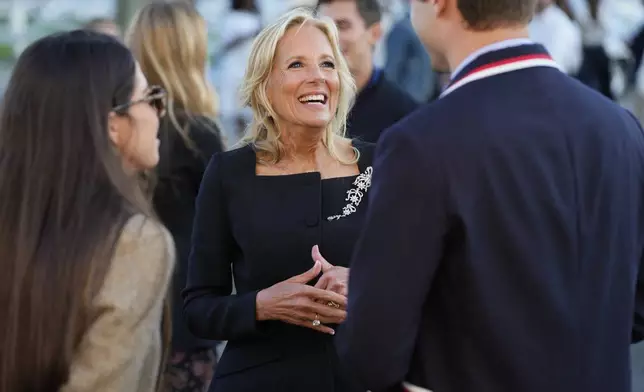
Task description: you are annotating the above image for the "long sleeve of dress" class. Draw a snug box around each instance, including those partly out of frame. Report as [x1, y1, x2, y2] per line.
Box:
[182, 153, 262, 341]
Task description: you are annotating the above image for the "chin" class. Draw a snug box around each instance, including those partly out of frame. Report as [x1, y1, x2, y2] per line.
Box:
[305, 121, 331, 131]
[140, 156, 160, 171]
[297, 115, 332, 130]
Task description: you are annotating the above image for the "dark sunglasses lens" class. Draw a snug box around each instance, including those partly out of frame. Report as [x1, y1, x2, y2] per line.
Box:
[147, 87, 166, 115]
[154, 98, 166, 114]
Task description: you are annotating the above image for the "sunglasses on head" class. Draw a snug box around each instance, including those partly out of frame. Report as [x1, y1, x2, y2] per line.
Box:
[112, 85, 167, 117]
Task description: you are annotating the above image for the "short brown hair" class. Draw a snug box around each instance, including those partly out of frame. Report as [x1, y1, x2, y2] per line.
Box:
[316, 0, 382, 27]
[458, 0, 537, 30]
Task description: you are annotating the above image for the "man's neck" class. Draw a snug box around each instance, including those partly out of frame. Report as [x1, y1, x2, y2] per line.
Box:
[354, 62, 375, 93]
[446, 27, 530, 74]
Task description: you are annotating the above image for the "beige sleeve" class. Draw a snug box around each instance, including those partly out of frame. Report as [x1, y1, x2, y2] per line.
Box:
[61, 215, 175, 392]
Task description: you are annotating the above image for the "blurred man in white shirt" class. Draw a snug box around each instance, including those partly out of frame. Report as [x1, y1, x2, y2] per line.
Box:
[529, 0, 583, 74]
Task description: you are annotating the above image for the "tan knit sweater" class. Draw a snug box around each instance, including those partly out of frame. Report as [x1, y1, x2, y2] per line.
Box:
[60, 215, 175, 392]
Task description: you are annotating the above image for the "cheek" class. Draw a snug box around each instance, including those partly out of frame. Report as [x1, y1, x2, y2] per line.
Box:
[329, 75, 340, 94]
[342, 34, 360, 52]
[338, 33, 351, 48]
[145, 118, 160, 151]
[280, 73, 300, 95]
[271, 73, 300, 115]
[328, 75, 341, 108]
[117, 128, 135, 155]
[130, 110, 159, 160]
[411, 10, 425, 36]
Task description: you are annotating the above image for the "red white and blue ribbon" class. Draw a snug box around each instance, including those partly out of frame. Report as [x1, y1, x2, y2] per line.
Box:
[440, 53, 561, 98]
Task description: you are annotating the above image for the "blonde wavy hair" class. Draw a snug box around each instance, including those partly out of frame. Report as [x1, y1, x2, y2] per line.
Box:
[239, 7, 357, 164]
[126, 1, 219, 148]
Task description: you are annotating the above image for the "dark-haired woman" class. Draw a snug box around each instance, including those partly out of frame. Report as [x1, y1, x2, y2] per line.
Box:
[0, 30, 174, 392]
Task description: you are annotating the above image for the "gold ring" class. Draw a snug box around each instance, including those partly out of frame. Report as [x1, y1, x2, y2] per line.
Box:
[327, 301, 340, 308]
[312, 314, 321, 327]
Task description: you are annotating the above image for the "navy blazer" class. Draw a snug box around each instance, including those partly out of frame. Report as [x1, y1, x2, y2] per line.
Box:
[336, 44, 644, 392]
[183, 141, 375, 392]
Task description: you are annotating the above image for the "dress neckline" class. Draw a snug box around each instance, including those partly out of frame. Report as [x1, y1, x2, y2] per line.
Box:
[251, 140, 370, 180]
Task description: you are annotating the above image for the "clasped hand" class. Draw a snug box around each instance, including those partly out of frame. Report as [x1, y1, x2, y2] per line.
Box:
[255, 245, 350, 335]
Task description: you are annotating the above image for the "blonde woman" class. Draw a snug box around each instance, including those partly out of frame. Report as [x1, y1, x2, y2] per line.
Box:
[126, 2, 224, 391]
[183, 8, 375, 392]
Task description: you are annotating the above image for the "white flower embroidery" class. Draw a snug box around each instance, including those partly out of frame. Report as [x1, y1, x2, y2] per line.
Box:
[327, 166, 373, 221]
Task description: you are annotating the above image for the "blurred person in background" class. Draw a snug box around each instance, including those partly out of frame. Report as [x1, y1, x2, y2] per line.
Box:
[182, 8, 375, 392]
[84, 17, 121, 38]
[214, 0, 262, 146]
[529, 0, 583, 75]
[384, 0, 436, 102]
[126, 2, 225, 391]
[0, 30, 174, 392]
[567, 0, 644, 99]
[317, 0, 418, 143]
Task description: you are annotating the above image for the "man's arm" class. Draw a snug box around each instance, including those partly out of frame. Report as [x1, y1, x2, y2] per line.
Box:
[336, 121, 450, 391]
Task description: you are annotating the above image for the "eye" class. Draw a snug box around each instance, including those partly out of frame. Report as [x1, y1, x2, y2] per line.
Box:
[336, 21, 350, 31]
[321, 61, 335, 69]
[288, 61, 303, 69]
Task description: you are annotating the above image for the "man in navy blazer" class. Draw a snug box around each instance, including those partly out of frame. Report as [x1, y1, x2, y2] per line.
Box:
[335, 0, 644, 391]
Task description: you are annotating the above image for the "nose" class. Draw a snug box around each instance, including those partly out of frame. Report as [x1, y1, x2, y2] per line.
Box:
[306, 64, 326, 83]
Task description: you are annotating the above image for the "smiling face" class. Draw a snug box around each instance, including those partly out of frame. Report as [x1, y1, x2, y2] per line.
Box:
[266, 22, 340, 132]
[317, 0, 381, 77]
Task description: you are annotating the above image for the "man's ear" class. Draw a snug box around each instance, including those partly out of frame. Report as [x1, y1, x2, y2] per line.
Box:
[433, 0, 448, 17]
[367, 21, 383, 46]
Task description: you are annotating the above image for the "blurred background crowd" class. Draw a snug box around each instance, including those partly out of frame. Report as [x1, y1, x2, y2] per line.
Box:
[2, 0, 644, 108]
[5, 0, 644, 126]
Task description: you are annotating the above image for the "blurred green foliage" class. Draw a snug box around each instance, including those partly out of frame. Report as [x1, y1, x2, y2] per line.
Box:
[0, 43, 12, 60]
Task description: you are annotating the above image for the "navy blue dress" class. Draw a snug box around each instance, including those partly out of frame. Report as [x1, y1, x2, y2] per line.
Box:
[183, 141, 375, 392]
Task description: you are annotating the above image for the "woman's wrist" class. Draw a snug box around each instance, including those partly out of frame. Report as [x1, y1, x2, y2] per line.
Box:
[255, 289, 272, 321]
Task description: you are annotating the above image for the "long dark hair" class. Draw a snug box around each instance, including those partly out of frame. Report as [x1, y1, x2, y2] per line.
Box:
[0, 30, 155, 391]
